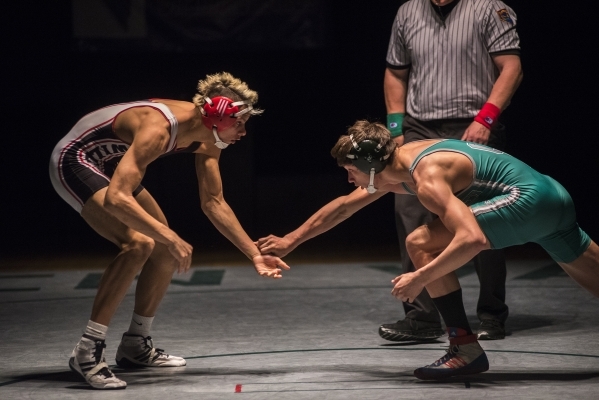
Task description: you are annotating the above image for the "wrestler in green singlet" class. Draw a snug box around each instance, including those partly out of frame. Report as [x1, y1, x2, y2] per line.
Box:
[403, 139, 591, 262]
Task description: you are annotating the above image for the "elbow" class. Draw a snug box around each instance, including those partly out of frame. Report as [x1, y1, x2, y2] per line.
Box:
[201, 197, 221, 216]
[464, 232, 489, 253]
[337, 207, 351, 220]
[336, 203, 355, 221]
[200, 200, 212, 216]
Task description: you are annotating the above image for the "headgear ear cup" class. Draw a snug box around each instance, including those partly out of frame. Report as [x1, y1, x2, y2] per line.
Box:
[345, 134, 390, 193]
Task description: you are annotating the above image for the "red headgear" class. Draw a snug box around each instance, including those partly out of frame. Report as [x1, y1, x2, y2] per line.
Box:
[200, 96, 253, 132]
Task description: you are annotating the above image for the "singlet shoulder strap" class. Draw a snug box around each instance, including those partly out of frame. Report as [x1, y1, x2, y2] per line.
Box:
[143, 101, 179, 153]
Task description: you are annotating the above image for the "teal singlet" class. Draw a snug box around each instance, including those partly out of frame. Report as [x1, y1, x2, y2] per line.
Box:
[403, 139, 590, 263]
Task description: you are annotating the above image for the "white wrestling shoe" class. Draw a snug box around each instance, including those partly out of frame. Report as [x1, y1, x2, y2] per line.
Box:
[69, 337, 127, 389]
[115, 333, 186, 368]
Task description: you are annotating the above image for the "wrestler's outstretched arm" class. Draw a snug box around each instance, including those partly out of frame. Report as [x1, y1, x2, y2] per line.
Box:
[257, 187, 387, 257]
[195, 146, 289, 278]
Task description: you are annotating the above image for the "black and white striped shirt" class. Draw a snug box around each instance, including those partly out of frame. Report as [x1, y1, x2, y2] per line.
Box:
[386, 0, 520, 121]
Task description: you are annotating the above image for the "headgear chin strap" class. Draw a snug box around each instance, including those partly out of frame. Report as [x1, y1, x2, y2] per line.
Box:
[200, 96, 253, 150]
[212, 127, 228, 149]
[346, 134, 390, 194]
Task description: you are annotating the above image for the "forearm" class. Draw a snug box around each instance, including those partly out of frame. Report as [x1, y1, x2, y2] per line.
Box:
[203, 199, 260, 260]
[487, 61, 523, 110]
[105, 192, 174, 244]
[284, 197, 353, 249]
[415, 235, 486, 286]
[384, 68, 408, 113]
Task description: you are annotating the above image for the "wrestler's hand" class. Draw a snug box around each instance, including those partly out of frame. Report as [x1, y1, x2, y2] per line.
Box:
[391, 272, 425, 303]
[167, 235, 193, 274]
[252, 254, 290, 279]
[255, 234, 296, 257]
[461, 121, 490, 144]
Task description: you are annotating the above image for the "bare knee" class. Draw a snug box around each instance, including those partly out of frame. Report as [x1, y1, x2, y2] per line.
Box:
[406, 226, 432, 269]
[406, 225, 429, 249]
[145, 242, 179, 273]
[122, 235, 155, 265]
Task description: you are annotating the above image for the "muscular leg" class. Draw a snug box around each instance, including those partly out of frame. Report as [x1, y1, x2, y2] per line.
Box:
[81, 188, 178, 323]
[132, 190, 178, 317]
[408, 218, 489, 380]
[406, 218, 461, 298]
[559, 240, 599, 298]
[395, 193, 439, 322]
[378, 194, 445, 342]
[81, 188, 155, 326]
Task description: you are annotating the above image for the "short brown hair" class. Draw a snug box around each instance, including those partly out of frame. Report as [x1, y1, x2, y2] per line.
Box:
[330, 120, 396, 167]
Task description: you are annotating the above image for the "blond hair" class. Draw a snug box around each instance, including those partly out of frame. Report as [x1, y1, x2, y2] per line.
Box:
[192, 72, 264, 115]
[330, 120, 396, 166]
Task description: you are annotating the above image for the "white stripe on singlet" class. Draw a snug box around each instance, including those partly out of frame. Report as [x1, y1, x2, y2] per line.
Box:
[386, 0, 520, 121]
[49, 101, 179, 212]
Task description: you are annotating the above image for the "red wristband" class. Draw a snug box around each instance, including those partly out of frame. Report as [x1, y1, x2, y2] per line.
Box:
[474, 102, 501, 129]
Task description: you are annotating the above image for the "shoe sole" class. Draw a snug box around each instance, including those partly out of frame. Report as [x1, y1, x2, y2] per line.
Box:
[115, 354, 187, 368]
[379, 327, 444, 342]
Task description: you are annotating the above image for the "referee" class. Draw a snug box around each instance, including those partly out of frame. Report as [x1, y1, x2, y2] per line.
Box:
[380, 0, 523, 342]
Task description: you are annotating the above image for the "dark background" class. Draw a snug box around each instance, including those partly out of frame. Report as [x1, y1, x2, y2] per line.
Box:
[2, 1, 597, 262]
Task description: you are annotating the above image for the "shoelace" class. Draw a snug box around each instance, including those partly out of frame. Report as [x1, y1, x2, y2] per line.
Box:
[141, 336, 166, 360]
[432, 345, 460, 366]
[92, 340, 107, 364]
[92, 341, 113, 378]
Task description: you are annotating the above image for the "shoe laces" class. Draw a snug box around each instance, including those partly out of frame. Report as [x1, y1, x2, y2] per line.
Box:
[140, 335, 166, 359]
[92, 341, 114, 379]
[92, 340, 107, 364]
[432, 345, 460, 366]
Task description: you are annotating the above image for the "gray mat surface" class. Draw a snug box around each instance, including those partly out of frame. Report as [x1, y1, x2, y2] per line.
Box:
[1, 260, 598, 399]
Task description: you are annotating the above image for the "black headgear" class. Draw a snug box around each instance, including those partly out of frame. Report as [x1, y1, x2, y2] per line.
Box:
[346, 135, 390, 174]
[345, 135, 390, 194]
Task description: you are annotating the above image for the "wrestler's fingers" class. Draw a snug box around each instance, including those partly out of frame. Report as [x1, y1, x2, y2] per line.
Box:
[277, 259, 291, 270]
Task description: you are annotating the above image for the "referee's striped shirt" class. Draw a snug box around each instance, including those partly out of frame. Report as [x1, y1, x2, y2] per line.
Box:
[386, 0, 520, 121]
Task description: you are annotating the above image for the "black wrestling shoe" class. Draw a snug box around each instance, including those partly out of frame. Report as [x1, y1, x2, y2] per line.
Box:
[477, 319, 506, 340]
[379, 317, 444, 342]
[413, 335, 489, 380]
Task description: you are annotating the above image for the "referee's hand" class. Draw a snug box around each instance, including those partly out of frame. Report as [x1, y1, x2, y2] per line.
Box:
[461, 121, 490, 144]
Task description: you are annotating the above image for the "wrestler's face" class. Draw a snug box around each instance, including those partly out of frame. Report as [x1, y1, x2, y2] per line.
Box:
[219, 114, 250, 145]
[344, 165, 373, 191]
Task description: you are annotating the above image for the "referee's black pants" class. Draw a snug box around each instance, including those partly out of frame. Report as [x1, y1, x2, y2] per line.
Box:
[394, 114, 509, 325]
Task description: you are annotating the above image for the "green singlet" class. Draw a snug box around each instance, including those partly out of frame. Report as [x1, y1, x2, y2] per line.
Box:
[402, 139, 591, 263]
